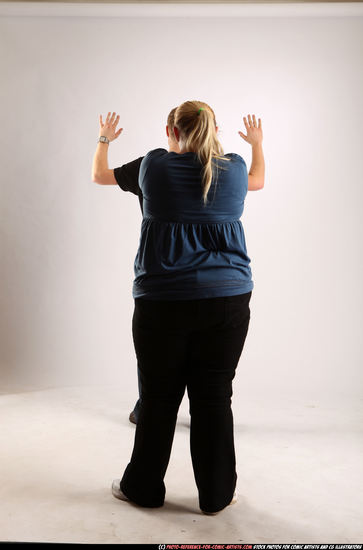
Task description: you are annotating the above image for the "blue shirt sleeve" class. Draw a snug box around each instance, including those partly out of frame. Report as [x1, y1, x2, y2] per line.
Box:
[139, 148, 168, 193]
[225, 153, 248, 197]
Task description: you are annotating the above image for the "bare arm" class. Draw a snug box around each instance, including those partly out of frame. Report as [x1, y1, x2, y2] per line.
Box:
[239, 114, 265, 190]
[91, 141, 111, 182]
[91, 111, 123, 183]
[248, 143, 265, 190]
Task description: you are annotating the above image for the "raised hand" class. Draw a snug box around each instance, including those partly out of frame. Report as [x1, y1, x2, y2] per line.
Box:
[99, 112, 123, 142]
[238, 114, 263, 146]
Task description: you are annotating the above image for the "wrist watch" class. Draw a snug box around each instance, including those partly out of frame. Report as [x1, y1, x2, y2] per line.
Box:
[99, 136, 110, 144]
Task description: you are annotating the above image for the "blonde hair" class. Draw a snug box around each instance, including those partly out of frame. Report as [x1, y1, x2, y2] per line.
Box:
[174, 100, 231, 206]
[167, 107, 177, 137]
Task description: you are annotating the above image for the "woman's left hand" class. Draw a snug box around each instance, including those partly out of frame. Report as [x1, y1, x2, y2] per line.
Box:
[99, 112, 123, 142]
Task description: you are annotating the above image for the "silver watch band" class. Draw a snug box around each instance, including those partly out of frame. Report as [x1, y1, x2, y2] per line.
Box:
[99, 136, 110, 144]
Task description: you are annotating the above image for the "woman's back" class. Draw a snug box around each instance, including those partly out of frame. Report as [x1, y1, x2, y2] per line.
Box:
[133, 148, 254, 300]
[140, 149, 247, 222]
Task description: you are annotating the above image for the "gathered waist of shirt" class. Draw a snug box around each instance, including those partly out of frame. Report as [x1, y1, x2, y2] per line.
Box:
[132, 216, 254, 301]
[144, 215, 242, 223]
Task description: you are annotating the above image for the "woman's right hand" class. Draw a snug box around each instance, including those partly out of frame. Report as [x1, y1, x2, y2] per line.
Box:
[238, 114, 263, 146]
[99, 112, 123, 142]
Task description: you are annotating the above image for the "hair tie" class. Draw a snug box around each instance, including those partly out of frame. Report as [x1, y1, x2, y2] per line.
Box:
[197, 108, 204, 115]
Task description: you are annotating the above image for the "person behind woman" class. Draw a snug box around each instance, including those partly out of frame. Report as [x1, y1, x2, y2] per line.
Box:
[94, 101, 264, 514]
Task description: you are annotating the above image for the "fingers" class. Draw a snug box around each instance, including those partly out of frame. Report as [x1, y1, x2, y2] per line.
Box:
[104, 112, 120, 127]
[243, 116, 253, 129]
[109, 112, 118, 125]
[243, 114, 262, 128]
[252, 114, 262, 128]
[246, 114, 256, 127]
[105, 111, 116, 124]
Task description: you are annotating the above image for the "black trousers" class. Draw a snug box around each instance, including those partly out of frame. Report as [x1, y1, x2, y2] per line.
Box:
[120, 291, 252, 513]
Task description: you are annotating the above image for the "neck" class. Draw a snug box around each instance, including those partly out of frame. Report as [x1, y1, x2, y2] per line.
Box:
[178, 141, 193, 154]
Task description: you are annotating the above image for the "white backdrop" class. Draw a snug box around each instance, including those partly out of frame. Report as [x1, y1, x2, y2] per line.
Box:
[0, 2, 362, 403]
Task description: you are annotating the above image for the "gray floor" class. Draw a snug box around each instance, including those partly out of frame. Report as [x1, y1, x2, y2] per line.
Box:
[0, 385, 362, 544]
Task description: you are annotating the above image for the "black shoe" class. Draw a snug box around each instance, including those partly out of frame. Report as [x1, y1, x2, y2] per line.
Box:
[129, 410, 138, 424]
[201, 491, 238, 515]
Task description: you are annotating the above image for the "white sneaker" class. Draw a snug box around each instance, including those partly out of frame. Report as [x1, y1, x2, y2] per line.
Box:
[201, 490, 238, 515]
[111, 479, 130, 502]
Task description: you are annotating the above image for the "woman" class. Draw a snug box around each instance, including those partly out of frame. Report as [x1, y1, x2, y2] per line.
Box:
[94, 101, 264, 514]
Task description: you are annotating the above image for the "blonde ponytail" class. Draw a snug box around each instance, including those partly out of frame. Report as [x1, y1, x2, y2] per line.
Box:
[174, 100, 231, 206]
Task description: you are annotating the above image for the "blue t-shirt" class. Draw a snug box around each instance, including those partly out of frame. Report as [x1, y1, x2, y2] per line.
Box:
[132, 148, 254, 300]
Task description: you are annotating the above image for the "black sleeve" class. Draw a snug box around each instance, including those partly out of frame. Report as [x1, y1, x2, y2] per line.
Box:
[113, 156, 144, 196]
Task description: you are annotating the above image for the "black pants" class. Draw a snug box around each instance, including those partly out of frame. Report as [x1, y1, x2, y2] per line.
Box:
[120, 291, 252, 513]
